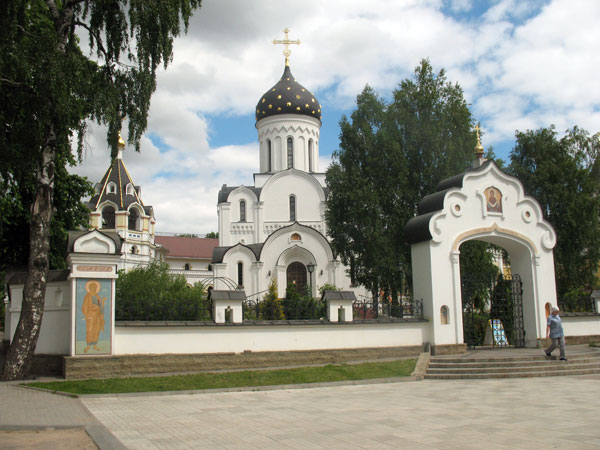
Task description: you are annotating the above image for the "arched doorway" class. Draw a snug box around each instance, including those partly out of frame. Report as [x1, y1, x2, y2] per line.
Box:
[459, 239, 524, 348]
[286, 261, 307, 293]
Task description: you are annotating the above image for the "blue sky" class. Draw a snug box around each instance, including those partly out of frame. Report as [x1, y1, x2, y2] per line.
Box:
[73, 0, 600, 234]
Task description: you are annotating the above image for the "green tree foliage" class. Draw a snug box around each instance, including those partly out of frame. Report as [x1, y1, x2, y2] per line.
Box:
[1, 0, 201, 380]
[508, 126, 600, 298]
[326, 59, 476, 302]
[259, 280, 284, 320]
[116, 262, 208, 321]
[459, 240, 500, 311]
[318, 283, 339, 297]
[205, 231, 219, 239]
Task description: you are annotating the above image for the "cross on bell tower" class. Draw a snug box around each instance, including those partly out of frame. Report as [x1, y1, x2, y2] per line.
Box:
[273, 27, 300, 66]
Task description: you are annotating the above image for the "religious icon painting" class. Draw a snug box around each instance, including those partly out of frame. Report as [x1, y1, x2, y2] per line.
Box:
[75, 278, 112, 355]
[484, 186, 502, 213]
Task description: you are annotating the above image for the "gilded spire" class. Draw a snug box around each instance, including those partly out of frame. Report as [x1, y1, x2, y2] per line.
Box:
[474, 124, 485, 167]
[273, 27, 300, 67]
[117, 130, 125, 160]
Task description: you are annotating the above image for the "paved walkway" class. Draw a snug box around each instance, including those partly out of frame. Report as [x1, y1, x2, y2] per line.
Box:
[1, 345, 599, 449]
[81, 375, 600, 449]
[0, 382, 125, 449]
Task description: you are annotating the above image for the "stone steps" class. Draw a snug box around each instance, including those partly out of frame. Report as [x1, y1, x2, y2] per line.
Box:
[425, 349, 600, 379]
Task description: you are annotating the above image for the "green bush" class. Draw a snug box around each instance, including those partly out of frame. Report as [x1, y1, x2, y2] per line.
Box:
[259, 280, 285, 320]
[283, 284, 326, 320]
[116, 261, 209, 321]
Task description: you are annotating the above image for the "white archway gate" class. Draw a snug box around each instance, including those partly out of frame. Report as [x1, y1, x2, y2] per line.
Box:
[405, 160, 558, 348]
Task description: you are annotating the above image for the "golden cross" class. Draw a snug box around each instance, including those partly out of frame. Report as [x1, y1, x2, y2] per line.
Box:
[475, 124, 481, 143]
[273, 27, 300, 66]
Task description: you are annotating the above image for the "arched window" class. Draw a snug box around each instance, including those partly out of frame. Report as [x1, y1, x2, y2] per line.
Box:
[102, 206, 115, 229]
[440, 306, 449, 324]
[267, 139, 272, 172]
[287, 137, 294, 169]
[107, 182, 117, 194]
[237, 262, 243, 288]
[130, 245, 138, 254]
[289, 195, 296, 222]
[184, 263, 190, 271]
[308, 139, 314, 172]
[239, 200, 246, 222]
[126, 183, 135, 196]
[128, 208, 140, 231]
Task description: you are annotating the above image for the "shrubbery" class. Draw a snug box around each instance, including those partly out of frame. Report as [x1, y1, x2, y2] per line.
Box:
[116, 261, 209, 321]
[259, 280, 285, 320]
[283, 284, 326, 320]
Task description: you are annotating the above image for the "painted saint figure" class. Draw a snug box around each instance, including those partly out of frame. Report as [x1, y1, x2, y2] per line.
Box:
[485, 187, 502, 213]
[82, 280, 107, 353]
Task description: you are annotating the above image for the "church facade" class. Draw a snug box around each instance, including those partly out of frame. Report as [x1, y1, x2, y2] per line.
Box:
[211, 62, 362, 299]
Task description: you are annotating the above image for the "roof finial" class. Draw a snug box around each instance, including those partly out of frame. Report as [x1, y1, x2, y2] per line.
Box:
[474, 124, 485, 167]
[117, 130, 126, 160]
[273, 27, 300, 67]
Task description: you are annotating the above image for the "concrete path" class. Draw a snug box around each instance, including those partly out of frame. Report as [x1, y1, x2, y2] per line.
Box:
[81, 374, 600, 449]
[0, 382, 126, 449]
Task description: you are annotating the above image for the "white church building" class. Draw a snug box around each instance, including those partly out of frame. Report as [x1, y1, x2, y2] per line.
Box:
[211, 60, 362, 299]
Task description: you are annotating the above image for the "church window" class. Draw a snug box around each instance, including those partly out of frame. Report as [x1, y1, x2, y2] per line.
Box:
[308, 139, 314, 172]
[287, 137, 294, 169]
[267, 139, 272, 172]
[289, 195, 296, 222]
[184, 263, 190, 271]
[102, 206, 115, 229]
[129, 208, 140, 231]
[130, 245, 138, 254]
[237, 262, 243, 288]
[440, 306, 449, 325]
[240, 200, 246, 222]
[291, 233, 301, 241]
[126, 184, 135, 195]
[107, 182, 117, 194]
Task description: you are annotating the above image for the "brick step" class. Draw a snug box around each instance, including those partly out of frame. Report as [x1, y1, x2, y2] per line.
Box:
[426, 362, 600, 375]
[428, 357, 600, 368]
[425, 367, 600, 379]
[429, 354, 600, 364]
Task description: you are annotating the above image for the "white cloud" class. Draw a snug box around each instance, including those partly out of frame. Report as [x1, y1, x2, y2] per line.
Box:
[71, 0, 600, 234]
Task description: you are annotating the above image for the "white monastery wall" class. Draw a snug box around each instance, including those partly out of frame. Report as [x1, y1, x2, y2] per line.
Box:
[114, 322, 427, 355]
[561, 316, 600, 337]
[6, 282, 71, 355]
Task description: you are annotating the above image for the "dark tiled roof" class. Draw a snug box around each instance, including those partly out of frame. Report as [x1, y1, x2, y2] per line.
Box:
[88, 157, 149, 212]
[255, 65, 321, 123]
[155, 236, 218, 259]
[217, 185, 262, 204]
[210, 290, 247, 301]
[67, 230, 122, 254]
[211, 243, 264, 263]
[7, 269, 70, 285]
[321, 291, 357, 302]
[404, 160, 494, 244]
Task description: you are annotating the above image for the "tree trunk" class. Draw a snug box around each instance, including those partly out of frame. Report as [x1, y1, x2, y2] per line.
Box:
[2, 136, 56, 381]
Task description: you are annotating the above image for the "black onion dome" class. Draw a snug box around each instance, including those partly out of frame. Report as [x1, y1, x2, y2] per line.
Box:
[255, 65, 321, 123]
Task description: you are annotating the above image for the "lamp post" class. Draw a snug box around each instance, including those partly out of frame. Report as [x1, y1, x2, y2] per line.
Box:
[307, 263, 315, 297]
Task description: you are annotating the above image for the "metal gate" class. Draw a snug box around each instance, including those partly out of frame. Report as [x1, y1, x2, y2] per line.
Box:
[462, 274, 524, 348]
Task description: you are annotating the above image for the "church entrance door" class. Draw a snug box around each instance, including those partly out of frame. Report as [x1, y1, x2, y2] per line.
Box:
[287, 262, 307, 293]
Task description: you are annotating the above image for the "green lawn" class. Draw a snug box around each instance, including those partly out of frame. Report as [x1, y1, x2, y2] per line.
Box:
[27, 359, 416, 395]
